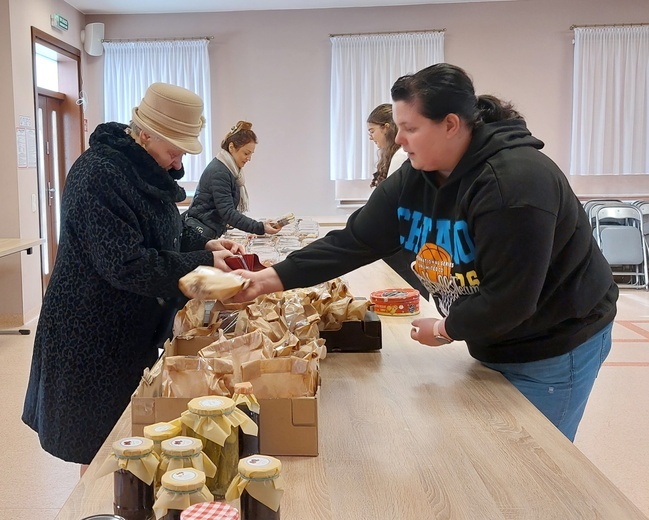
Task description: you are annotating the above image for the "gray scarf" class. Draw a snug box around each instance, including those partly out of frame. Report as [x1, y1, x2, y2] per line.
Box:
[216, 149, 249, 213]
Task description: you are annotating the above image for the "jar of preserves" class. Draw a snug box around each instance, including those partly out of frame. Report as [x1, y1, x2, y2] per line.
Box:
[180, 396, 257, 500]
[225, 455, 284, 520]
[158, 436, 216, 491]
[180, 502, 239, 520]
[143, 421, 182, 456]
[96, 436, 159, 520]
[153, 468, 213, 520]
[232, 382, 260, 458]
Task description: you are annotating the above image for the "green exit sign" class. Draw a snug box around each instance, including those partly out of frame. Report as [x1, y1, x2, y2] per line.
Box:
[51, 14, 68, 31]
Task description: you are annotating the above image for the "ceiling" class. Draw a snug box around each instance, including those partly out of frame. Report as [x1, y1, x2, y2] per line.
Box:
[65, 0, 509, 15]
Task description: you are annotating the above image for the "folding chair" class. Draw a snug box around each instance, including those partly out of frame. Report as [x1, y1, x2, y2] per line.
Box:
[593, 203, 648, 289]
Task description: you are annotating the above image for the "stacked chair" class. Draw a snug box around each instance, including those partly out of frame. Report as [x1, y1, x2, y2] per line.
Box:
[585, 200, 649, 289]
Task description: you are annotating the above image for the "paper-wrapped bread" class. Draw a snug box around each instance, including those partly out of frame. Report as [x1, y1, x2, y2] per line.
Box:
[179, 266, 249, 301]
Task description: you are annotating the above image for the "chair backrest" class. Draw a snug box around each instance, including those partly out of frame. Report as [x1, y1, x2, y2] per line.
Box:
[595, 204, 644, 231]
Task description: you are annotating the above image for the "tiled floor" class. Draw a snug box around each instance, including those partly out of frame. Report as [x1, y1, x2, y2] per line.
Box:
[3, 290, 649, 519]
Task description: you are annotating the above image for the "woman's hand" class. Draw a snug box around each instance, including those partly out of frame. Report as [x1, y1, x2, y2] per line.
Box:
[211, 250, 236, 271]
[205, 238, 245, 255]
[229, 268, 284, 301]
[263, 220, 281, 235]
[410, 318, 453, 347]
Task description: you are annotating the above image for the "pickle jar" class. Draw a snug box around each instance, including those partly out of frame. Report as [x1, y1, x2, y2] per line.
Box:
[180, 501, 240, 520]
[232, 382, 260, 458]
[180, 396, 257, 499]
[143, 421, 182, 456]
[96, 436, 159, 520]
[153, 468, 213, 520]
[158, 436, 216, 492]
[225, 455, 284, 520]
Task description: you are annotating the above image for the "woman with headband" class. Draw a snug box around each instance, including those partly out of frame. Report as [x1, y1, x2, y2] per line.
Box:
[183, 121, 282, 239]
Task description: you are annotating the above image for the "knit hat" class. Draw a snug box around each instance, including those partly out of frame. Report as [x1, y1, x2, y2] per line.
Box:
[132, 82, 205, 154]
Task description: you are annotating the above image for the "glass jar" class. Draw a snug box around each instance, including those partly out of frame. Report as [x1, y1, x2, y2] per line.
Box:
[225, 455, 284, 520]
[180, 502, 240, 520]
[158, 436, 216, 491]
[96, 436, 159, 520]
[232, 382, 260, 459]
[180, 396, 255, 499]
[143, 421, 182, 457]
[153, 468, 213, 520]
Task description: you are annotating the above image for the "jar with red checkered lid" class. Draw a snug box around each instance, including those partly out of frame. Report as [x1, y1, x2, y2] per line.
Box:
[180, 502, 239, 520]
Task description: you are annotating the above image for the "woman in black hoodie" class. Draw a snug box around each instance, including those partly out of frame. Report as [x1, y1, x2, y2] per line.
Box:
[234, 63, 617, 442]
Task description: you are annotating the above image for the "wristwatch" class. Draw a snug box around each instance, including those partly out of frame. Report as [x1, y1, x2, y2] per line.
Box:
[433, 319, 453, 344]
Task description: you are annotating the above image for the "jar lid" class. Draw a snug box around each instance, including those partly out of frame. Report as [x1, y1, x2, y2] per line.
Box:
[187, 396, 235, 416]
[143, 421, 182, 442]
[181, 501, 240, 520]
[160, 468, 206, 492]
[161, 436, 203, 457]
[233, 382, 254, 395]
[370, 288, 420, 302]
[112, 437, 154, 457]
[238, 455, 282, 479]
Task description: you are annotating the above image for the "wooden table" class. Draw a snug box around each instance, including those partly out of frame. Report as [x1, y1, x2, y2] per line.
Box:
[0, 238, 43, 258]
[54, 261, 648, 520]
[0, 238, 43, 335]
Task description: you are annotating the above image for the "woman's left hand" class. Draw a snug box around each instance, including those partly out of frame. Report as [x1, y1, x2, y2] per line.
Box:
[205, 239, 245, 255]
[410, 318, 452, 347]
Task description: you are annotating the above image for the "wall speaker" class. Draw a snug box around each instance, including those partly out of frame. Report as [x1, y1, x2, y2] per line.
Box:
[81, 22, 105, 56]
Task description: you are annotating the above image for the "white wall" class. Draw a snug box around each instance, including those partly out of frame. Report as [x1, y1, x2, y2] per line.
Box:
[82, 0, 649, 219]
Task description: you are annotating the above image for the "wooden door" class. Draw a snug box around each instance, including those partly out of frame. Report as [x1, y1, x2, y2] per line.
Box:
[36, 90, 66, 290]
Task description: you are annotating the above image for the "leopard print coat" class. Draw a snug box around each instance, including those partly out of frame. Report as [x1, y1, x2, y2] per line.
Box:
[22, 122, 213, 464]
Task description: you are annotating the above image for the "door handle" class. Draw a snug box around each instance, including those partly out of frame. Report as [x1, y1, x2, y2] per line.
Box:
[47, 182, 55, 206]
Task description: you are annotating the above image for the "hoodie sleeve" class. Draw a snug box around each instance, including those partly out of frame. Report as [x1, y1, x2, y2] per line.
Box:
[273, 175, 404, 289]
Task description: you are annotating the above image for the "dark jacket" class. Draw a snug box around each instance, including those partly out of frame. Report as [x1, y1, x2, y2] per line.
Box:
[184, 157, 264, 237]
[273, 119, 617, 364]
[22, 122, 214, 464]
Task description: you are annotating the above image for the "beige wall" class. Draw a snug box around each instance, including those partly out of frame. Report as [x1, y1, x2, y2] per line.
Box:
[2, 0, 649, 324]
[1, 0, 84, 326]
[83, 0, 649, 220]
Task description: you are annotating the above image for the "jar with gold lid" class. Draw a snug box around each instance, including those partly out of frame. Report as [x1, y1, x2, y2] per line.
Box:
[180, 396, 257, 499]
[96, 436, 159, 520]
[232, 382, 260, 458]
[225, 455, 284, 520]
[153, 468, 213, 520]
[157, 436, 216, 491]
[143, 420, 182, 456]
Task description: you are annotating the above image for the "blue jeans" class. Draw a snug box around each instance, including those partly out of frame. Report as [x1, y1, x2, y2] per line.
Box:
[482, 322, 613, 441]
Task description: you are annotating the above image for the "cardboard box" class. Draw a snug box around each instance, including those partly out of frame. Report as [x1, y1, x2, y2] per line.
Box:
[131, 336, 318, 456]
[320, 309, 382, 352]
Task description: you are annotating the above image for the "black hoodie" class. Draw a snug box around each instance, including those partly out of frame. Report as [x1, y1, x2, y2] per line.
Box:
[275, 119, 617, 363]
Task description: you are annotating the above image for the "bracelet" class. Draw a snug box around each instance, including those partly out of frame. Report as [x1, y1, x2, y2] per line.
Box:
[433, 319, 452, 343]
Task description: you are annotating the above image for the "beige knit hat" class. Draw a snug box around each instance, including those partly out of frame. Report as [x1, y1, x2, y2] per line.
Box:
[132, 82, 205, 154]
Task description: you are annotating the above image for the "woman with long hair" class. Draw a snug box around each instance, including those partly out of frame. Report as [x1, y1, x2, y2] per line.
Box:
[367, 103, 408, 187]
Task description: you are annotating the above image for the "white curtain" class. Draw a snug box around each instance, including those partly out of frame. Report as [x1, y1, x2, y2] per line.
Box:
[103, 39, 212, 182]
[330, 32, 444, 181]
[570, 26, 649, 175]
